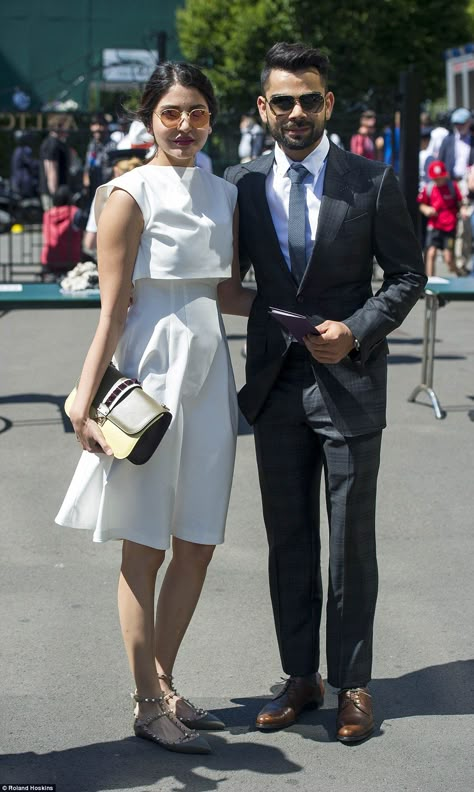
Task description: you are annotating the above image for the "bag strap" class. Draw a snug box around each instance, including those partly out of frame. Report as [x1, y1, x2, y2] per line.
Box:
[96, 378, 140, 420]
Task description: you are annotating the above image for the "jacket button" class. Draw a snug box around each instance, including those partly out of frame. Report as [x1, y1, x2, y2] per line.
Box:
[296, 295, 303, 303]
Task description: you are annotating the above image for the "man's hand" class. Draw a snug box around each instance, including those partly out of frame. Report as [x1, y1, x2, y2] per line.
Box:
[303, 320, 355, 364]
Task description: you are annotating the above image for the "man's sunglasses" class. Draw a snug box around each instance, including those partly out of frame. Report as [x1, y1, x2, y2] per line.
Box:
[154, 108, 211, 129]
[266, 92, 325, 116]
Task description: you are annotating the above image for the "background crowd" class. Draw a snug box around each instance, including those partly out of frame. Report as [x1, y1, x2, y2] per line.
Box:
[2, 103, 474, 279]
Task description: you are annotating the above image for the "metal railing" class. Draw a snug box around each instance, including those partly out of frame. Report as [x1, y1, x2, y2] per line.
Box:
[0, 224, 44, 282]
[0, 205, 82, 283]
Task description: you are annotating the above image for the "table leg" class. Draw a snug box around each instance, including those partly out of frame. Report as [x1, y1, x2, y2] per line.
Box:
[408, 292, 446, 419]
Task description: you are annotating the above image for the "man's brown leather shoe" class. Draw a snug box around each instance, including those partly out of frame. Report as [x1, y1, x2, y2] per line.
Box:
[255, 674, 325, 730]
[336, 687, 374, 743]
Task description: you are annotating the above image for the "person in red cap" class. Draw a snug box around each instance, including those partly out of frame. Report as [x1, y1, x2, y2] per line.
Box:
[418, 159, 462, 276]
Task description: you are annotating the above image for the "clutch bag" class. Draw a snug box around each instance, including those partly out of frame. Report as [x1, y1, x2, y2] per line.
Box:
[65, 364, 172, 465]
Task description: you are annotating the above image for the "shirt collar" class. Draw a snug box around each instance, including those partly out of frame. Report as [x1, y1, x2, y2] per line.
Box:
[274, 131, 330, 178]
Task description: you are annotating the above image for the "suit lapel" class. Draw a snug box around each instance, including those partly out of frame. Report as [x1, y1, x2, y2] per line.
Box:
[298, 144, 357, 292]
[242, 154, 297, 289]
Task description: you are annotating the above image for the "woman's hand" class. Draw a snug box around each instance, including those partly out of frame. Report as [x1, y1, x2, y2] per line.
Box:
[70, 409, 113, 456]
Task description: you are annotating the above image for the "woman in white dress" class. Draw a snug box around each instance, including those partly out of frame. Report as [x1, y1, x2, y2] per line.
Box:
[56, 63, 255, 754]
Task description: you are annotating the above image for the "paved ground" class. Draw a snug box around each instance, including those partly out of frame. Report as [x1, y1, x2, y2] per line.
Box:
[0, 269, 473, 792]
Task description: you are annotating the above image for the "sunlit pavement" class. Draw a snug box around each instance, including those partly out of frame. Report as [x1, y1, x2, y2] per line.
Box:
[0, 267, 472, 792]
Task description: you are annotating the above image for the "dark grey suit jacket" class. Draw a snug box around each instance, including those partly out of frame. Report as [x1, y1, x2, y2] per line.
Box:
[225, 143, 427, 436]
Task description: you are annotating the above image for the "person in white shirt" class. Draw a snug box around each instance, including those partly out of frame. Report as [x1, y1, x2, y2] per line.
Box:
[238, 112, 265, 162]
[439, 108, 474, 273]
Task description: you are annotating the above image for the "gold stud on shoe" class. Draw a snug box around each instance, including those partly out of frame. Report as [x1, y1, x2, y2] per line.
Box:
[157, 673, 226, 731]
[131, 693, 212, 754]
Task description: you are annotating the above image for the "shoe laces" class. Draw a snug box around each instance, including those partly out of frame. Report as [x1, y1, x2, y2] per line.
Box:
[347, 689, 362, 702]
[281, 676, 298, 689]
[341, 687, 371, 709]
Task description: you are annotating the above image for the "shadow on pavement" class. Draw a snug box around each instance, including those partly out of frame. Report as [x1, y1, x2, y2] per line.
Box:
[388, 354, 466, 365]
[2, 660, 472, 789]
[0, 393, 70, 432]
[0, 734, 301, 792]
[0, 394, 255, 438]
[388, 337, 424, 345]
[387, 355, 422, 365]
[214, 658, 474, 741]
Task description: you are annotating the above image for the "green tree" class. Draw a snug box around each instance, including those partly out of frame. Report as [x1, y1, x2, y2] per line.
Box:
[177, 0, 297, 114]
[177, 0, 474, 115]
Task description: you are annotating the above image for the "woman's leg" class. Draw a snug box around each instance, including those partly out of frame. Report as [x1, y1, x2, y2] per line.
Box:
[154, 536, 215, 715]
[118, 539, 193, 742]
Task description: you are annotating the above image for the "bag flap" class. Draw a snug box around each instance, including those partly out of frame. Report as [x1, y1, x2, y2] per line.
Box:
[107, 388, 169, 435]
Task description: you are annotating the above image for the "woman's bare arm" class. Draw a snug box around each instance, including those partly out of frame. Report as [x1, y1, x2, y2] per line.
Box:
[69, 188, 143, 453]
[217, 205, 255, 317]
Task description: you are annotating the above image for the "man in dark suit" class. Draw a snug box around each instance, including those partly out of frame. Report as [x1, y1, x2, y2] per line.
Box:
[225, 42, 426, 743]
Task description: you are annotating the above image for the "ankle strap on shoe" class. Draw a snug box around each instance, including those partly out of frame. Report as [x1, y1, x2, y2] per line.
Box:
[157, 672, 177, 693]
[157, 672, 173, 683]
[131, 692, 165, 704]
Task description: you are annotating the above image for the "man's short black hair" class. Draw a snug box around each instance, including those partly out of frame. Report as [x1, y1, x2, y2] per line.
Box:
[261, 42, 330, 93]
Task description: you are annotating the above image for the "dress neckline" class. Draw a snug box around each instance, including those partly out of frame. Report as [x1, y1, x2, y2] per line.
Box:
[144, 163, 197, 172]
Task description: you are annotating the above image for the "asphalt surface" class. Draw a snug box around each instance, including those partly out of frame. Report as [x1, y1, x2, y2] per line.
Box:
[1, 266, 473, 792]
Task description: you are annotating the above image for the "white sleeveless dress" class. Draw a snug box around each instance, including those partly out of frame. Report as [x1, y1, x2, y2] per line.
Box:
[55, 165, 238, 550]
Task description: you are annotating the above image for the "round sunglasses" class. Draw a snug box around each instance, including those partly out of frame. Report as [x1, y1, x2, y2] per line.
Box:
[154, 108, 211, 129]
[266, 92, 325, 116]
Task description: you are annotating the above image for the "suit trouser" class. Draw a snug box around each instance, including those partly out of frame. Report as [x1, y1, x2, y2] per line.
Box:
[253, 345, 382, 689]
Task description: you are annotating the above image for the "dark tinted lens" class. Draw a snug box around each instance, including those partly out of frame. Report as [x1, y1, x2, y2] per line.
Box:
[269, 95, 295, 113]
[268, 92, 325, 115]
[299, 93, 325, 112]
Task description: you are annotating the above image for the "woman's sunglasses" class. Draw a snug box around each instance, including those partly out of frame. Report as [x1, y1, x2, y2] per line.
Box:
[154, 108, 211, 129]
[266, 92, 325, 116]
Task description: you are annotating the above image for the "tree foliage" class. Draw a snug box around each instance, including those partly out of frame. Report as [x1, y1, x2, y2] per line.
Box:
[177, 0, 474, 117]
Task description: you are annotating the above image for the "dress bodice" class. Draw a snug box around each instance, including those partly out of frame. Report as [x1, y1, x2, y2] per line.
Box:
[95, 165, 237, 283]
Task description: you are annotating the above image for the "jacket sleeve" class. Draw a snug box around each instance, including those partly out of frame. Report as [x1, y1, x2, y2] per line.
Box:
[224, 164, 253, 280]
[342, 167, 427, 364]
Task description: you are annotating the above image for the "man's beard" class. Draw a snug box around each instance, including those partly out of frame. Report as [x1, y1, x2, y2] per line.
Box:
[270, 117, 326, 150]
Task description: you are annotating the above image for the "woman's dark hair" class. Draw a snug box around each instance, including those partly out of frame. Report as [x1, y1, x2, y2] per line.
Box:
[261, 42, 330, 92]
[53, 185, 72, 207]
[137, 62, 218, 130]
